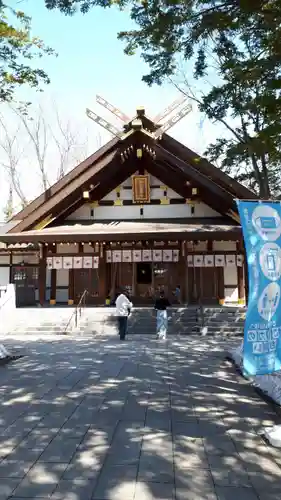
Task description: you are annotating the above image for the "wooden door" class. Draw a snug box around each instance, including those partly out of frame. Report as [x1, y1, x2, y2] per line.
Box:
[12, 266, 38, 306]
[188, 267, 224, 304]
[74, 269, 99, 304]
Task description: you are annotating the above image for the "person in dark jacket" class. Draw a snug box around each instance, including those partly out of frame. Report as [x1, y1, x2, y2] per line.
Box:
[154, 290, 170, 340]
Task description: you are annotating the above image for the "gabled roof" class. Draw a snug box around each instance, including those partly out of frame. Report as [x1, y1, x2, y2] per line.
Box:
[7, 108, 257, 235]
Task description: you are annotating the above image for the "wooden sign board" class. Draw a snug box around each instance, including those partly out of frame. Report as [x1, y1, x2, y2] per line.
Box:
[132, 175, 150, 204]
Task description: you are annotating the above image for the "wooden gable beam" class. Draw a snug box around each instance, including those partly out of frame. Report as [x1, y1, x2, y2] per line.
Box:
[161, 134, 257, 200]
[53, 158, 140, 225]
[145, 158, 231, 218]
[153, 144, 238, 214]
[9, 150, 118, 233]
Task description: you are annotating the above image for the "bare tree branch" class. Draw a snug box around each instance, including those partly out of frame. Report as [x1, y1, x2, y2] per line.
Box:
[0, 113, 28, 208]
[11, 105, 50, 191]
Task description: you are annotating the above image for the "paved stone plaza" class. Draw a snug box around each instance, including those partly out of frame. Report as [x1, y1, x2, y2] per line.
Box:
[0, 334, 281, 500]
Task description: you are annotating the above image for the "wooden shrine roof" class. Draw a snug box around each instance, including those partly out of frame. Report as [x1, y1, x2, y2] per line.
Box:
[1, 221, 242, 244]
[4, 107, 258, 237]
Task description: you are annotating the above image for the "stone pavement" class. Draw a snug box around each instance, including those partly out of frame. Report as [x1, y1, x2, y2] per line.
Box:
[0, 334, 281, 500]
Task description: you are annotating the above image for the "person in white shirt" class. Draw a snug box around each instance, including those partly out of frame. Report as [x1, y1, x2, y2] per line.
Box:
[115, 288, 133, 340]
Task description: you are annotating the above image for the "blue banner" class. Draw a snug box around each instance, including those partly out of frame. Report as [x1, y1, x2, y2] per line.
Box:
[237, 200, 281, 376]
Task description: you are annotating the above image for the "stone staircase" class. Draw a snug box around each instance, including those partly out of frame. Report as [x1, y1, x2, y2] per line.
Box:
[199, 307, 245, 337]
[0, 305, 245, 338]
[83, 306, 245, 337]
[1, 307, 84, 336]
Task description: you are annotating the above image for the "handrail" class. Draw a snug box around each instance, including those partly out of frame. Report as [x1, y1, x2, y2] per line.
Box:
[63, 289, 88, 334]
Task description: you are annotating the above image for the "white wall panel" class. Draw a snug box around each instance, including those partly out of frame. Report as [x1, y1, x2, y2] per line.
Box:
[0, 267, 9, 286]
[0, 255, 10, 265]
[56, 269, 69, 287]
[57, 244, 77, 254]
[56, 289, 68, 303]
[224, 267, 238, 286]
[46, 269, 51, 287]
[213, 241, 236, 251]
[68, 201, 220, 221]
[224, 287, 238, 302]
[12, 253, 39, 264]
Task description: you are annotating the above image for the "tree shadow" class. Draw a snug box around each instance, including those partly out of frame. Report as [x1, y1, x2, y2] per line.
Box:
[0, 335, 280, 499]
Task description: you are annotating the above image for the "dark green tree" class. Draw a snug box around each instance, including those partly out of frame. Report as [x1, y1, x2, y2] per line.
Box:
[45, 0, 281, 198]
[0, 2, 54, 103]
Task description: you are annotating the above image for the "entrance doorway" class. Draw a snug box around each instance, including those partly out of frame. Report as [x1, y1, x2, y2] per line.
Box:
[12, 266, 38, 306]
[136, 263, 152, 301]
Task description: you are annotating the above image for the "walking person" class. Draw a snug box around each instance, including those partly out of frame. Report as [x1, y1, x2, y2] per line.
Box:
[115, 288, 133, 341]
[154, 290, 170, 340]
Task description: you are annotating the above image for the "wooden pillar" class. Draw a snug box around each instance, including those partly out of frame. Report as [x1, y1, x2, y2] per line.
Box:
[50, 244, 56, 305]
[68, 270, 74, 306]
[237, 241, 245, 305]
[9, 252, 12, 283]
[38, 245, 47, 306]
[98, 242, 106, 303]
[180, 241, 186, 304]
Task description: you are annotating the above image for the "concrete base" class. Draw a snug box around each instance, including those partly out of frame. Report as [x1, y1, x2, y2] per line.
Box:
[228, 341, 281, 405]
[264, 425, 281, 448]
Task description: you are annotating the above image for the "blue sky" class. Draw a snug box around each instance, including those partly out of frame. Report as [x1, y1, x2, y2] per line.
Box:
[0, 1, 225, 217]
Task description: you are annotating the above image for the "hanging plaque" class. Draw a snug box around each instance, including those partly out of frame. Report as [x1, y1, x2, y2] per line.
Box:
[93, 256, 99, 268]
[237, 254, 244, 267]
[163, 249, 172, 262]
[172, 249, 179, 262]
[133, 249, 142, 262]
[194, 255, 203, 267]
[53, 256, 62, 270]
[106, 250, 112, 263]
[63, 256, 73, 269]
[122, 250, 132, 262]
[112, 250, 121, 262]
[142, 249, 152, 262]
[46, 257, 53, 270]
[226, 254, 236, 267]
[132, 175, 150, 203]
[187, 255, 193, 267]
[73, 256, 83, 269]
[153, 249, 162, 262]
[215, 255, 225, 267]
[83, 256, 93, 268]
[204, 255, 214, 267]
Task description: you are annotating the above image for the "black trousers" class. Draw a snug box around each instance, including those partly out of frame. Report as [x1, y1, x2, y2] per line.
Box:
[118, 316, 128, 340]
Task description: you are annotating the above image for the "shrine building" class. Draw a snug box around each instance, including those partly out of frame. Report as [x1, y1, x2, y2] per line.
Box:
[0, 102, 257, 307]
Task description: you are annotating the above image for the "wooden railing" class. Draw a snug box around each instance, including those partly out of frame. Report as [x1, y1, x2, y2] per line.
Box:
[63, 289, 88, 334]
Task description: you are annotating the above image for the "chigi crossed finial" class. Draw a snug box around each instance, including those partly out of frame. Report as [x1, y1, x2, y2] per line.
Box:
[86, 93, 192, 140]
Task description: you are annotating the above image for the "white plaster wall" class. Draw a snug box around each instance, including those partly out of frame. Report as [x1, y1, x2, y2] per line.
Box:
[224, 267, 238, 286]
[0, 255, 10, 265]
[83, 244, 96, 253]
[0, 267, 9, 286]
[224, 287, 239, 302]
[57, 244, 77, 254]
[213, 241, 237, 251]
[102, 175, 182, 202]
[56, 269, 69, 287]
[46, 269, 51, 287]
[195, 203, 220, 217]
[187, 241, 207, 251]
[68, 202, 220, 221]
[224, 266, 238, 302]
[12, 253, 39, 265]
[56, 289, 68, 303]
